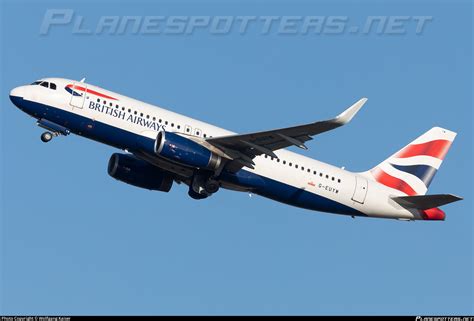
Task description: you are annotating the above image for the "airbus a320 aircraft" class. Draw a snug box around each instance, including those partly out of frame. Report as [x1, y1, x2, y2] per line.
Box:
[10, 78, 462, 221]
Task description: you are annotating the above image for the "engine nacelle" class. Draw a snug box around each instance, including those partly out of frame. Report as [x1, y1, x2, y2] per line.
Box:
[107, 153, 173, 192]
[154, 131, 221, 170]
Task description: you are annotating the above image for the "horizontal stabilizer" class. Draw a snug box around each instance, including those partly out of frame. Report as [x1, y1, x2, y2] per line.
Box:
[391, 194, 463, 210]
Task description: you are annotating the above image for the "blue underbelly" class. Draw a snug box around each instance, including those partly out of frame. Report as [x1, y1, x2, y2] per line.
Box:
[220, 170, 364, 216]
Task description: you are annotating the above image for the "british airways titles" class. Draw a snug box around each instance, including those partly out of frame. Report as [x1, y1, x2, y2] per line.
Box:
[88, 100, 165, 131]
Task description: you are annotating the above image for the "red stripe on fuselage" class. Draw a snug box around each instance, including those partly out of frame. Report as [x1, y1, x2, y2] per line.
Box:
[396, 139, 451, 160]
[66, 84, 118, 101]
[371, 168, 417, 196]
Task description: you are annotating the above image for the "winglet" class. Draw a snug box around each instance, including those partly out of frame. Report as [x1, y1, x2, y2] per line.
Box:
[334, 98, 367, 125]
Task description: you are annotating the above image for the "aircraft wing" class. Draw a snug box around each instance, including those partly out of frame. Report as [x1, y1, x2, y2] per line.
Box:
[206, 98, 367, 171]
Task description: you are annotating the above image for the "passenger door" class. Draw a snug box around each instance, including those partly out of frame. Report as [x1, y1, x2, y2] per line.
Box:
[352, 176, 368, 204]
[69, 82, 86, 108]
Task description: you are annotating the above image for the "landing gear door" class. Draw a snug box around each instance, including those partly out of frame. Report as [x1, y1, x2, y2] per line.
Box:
[69, 82, 86, 109]
[352, 176, 368, 204]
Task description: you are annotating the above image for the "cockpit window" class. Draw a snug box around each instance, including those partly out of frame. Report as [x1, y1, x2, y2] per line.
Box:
[30, 80, 56, 90]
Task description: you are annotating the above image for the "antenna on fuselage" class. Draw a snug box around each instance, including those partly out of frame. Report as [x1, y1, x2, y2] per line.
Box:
[80, 77, 86, 83]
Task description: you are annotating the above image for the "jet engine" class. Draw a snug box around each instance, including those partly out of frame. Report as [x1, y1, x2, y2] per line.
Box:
[153, 131, 222, 170]
[107, 153, 173, 192]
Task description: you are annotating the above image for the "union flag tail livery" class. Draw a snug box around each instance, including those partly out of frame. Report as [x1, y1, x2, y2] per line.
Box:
[367, 127, 456, 196]
[9, 78, 463, 221]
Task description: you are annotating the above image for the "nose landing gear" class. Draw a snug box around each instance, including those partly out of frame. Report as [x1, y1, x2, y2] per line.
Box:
[40, 131, 55, 143]
[37, 119, 70, 143]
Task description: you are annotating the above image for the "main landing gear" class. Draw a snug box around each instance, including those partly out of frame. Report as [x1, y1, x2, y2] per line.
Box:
[188, 171, 221, 200]
[40, 131, 57, 143]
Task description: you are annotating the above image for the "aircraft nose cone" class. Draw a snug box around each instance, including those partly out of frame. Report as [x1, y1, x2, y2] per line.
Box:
[10, 86, 25, 98]
[9, 86, 26, 108]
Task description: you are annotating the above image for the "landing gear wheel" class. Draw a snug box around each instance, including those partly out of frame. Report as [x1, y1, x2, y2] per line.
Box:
[188, 187, 209, 200]
[40, 131, 53, 143]
[204, 180, 220, 194]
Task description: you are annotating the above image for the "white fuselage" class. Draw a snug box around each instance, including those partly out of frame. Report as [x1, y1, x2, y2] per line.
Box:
[10, 78, 422, 220]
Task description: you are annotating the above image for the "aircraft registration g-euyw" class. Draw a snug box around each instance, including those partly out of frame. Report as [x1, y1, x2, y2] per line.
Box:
[10, 78, 463, 221]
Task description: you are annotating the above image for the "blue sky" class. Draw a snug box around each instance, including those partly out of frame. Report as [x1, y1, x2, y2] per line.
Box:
[1, 0, 472, 315]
